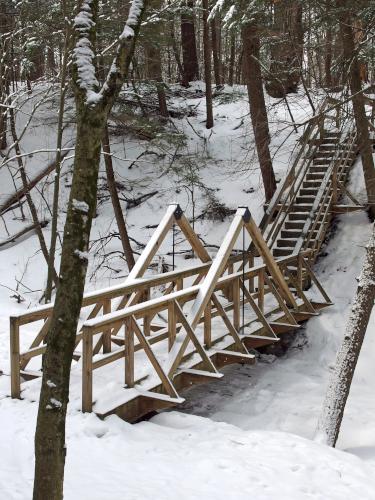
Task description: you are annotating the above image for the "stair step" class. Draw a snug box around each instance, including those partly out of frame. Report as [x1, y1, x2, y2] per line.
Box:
[303, 180, 321, 188]
[306, 173, 324, 181]
[291, 204, 313, 212]
[296, 196, 315, 204]
[281, 229, 301, 238]
[285, 221, 305, 230]
[300, 188, 318, 196]
[310, 165, 328, 173]
[313, 159, 331, 165]
[277, 238, 297, 248]
[273, 248, 294, 257]
[288, 212, 309, 220]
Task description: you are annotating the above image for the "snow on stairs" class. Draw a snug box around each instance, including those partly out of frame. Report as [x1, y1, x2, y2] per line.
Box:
[272, 127, 358, 259]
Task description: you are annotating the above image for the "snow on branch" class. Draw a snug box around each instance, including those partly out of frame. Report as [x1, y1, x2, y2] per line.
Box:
[73, 0, 101, 105]
[120, 0, 144, 41]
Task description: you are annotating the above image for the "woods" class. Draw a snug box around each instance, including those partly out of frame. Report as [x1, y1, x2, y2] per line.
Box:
[0, 0, 375, 498]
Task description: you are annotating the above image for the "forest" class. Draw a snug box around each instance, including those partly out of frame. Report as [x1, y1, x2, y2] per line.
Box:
[0, 0, 375, 499]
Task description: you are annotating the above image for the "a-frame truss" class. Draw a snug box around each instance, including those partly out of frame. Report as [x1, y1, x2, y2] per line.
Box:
[10, 205, 332, 421]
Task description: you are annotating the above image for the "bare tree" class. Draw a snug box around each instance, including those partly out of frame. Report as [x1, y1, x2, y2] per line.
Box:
[316, 223, 375, 447]
[242, 22, 276, 202]
[33, 1, 147, 498]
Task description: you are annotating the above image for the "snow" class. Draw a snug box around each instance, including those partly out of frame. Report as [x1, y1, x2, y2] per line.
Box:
[1, 83, 375, 497]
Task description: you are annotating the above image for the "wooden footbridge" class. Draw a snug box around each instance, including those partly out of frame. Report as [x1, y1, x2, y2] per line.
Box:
[9, 98, 368, 422]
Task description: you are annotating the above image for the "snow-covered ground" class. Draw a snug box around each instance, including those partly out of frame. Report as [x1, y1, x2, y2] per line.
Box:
[0, 84, 374, 499]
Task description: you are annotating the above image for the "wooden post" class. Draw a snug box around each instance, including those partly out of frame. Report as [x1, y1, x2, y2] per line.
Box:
[10, 317, 21, 399]
[125, 319, 134, 387]
[82, 327, 93, 413]
[204, 302, 212, 348]
[176, 278, 183, 291]
[102, 299, 111, 353]
[248, 251, 254, 292]
[233, 277, 241, 331]
[143, 289, 151, 337]
[227, 262, 234, 301]
[168, 301, 176, 351]
[258, 269, 265, 313]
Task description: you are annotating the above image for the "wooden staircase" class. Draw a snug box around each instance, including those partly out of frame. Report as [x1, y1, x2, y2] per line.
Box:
[259, 98, 363, 263]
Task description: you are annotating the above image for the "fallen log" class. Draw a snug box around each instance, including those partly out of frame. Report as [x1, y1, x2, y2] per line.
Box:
[0, 220, 49, 249]
[0, 150, 71, 216]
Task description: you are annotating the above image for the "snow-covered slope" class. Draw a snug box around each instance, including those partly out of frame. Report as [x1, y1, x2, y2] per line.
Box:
[0, 84, 374, 499]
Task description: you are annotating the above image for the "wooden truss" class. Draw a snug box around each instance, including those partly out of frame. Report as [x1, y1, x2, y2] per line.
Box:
[10, 205, 332, 422]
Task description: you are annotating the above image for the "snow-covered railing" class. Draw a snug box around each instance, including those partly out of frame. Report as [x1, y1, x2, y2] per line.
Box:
[10, 205, 332, 422]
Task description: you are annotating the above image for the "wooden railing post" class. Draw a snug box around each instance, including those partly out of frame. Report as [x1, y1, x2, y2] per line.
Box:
[102, 299, 112, 353]
[258, 269, 264, 313]
[233, 277, 240, 331]
[204, 302, 212, 348]
[168, 301, 176, 351]
[143, 289, 151, 337]
[176, 278, 183, 291]
[248, 251, 254, 292]
[227, 263, 233, 301]
[332, 161, 338, 206]
[10, 317, 20, 399]
[125, 319, 134, 388]
[82, 326, 93, 413]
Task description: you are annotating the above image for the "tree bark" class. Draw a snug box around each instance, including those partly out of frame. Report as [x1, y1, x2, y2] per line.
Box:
[202, 0, 213, 129]
[316, 223, 375, 447]
[32, 1, 146, 498]
[102, 125, 135, 271]
[338, 0, 375, 220]
[242, 23, 276, 202]
[265, 0, 303, 98]
[228, 33, 235, 87]
[180, 0, 199, 86]
[211, 16, 222, 88]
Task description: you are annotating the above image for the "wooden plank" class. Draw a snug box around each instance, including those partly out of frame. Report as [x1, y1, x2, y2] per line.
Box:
[130, 316, 179, 398]
[232, 277, 241, 331]
[176, 212, 211, 263]
[102, 299, 112, 353]
[301, 257, 333, 304]
[19, 317, 51, 370]
[126, 204, 176, 281]
[239, 282, 279, 339]
[125, 319, 134, 388]
[258, 269, 265, 313]
[82, 327, 93, 412]
[188, 208, 246, 329]
[210, 294, 249, 352]
[10, 317, 21, 399]
[168, 301, 176, 351]
[204, 303, 212, 348]
[262, 273, 298, 325]
[174, 302, 218, 374]
[245, 217, 298, 308]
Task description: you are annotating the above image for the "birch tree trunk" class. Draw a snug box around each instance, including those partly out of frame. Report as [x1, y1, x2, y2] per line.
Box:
[33, 1, 147, 498]
[316, 224, 375, 447]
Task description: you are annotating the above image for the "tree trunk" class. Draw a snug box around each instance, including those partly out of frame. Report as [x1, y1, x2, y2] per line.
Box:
[338, 0, 375, 220]
[265, 0, 303, 98]
[211, 16, 222, 88]
[102, 125, 135, 271]
[316, 223, 375, 447]
[180, 0, 199, 86]
[32, 1, 146, 497]
[325, 24, 333, 88]
[242, 23, 277, 202]
[202, 0, 213, 129]
[228, 33, 235, 87]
